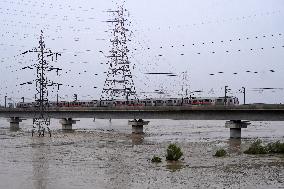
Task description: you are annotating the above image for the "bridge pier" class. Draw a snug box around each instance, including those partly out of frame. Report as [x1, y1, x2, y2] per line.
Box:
[131, 133, 144, 145]
[225, 120, 250, 139]
[128, 119, 150, 134]
[59, 118, 78, 131]
[8, 117, 24, 131]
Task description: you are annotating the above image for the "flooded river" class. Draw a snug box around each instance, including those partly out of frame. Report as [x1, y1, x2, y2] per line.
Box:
[0, 118, 283, 189]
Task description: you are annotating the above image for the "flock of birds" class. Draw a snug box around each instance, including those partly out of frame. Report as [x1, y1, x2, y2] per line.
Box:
[209, 69, 275, 76]
[130, 32, 284, 58]
[0, 0, 283, 102]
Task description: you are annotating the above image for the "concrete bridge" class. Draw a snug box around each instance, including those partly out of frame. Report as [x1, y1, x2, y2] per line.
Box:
[1, 104, 284, 138]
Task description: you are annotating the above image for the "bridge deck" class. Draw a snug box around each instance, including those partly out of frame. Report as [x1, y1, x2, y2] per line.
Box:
[1, 104, 284, 121]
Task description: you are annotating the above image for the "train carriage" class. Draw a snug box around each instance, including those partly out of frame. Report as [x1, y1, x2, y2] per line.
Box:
[15, 96, 239, 109]
[115, 99, 144, 106]
[182, 96, 239, 106]
[99, 100, 114, 107]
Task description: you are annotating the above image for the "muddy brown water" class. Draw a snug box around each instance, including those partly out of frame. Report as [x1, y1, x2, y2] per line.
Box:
[0, 118, 283, 189]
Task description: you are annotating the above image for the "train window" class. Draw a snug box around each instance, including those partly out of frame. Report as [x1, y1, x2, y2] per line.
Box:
[217, 99, 223, 102]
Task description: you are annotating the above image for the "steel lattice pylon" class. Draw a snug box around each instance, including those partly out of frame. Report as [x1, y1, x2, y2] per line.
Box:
[20, 30, 62, 136]
[101, 4, 136, 101]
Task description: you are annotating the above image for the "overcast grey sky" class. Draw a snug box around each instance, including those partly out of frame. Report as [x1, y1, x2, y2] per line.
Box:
[0, 0, 284, 104]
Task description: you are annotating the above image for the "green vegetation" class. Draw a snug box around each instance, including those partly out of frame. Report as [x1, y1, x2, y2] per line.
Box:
[214, 148, 227, 157]
[151, 155, 162, 163]
[244, 139, 284, 154]
[166, 144, 183, 161]
[266, 141, 284, 153]
[244, 139, 267, 154]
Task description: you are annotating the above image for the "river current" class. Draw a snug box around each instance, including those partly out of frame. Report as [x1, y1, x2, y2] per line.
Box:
[0, 118, 283, 189]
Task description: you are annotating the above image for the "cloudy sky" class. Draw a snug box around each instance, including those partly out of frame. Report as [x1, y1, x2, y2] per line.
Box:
[0, 0, 284, 104]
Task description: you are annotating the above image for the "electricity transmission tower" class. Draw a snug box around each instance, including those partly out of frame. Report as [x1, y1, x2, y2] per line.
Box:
[101, 4, 137, 101]
[20, 30, 62, 135]
[180, 71, 190, 97]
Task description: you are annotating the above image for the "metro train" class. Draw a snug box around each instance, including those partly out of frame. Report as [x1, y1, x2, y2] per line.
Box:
[16, 96, 239, 108]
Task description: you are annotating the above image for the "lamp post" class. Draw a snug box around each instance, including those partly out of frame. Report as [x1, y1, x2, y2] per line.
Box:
[224, 86, 228, 105]
[4, 96, 7, 108]
[73, 94, 78, 101]
[242, 87, 246, 105]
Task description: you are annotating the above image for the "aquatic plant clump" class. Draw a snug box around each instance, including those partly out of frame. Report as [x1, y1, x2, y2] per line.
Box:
[244, 139, 268, 154]
[214, 149, 227, 157]
[266, 141, 284, 153]
[166, 144, 183, 161]
[151, 156, 162, 163]
[244, 140, 284, 154]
